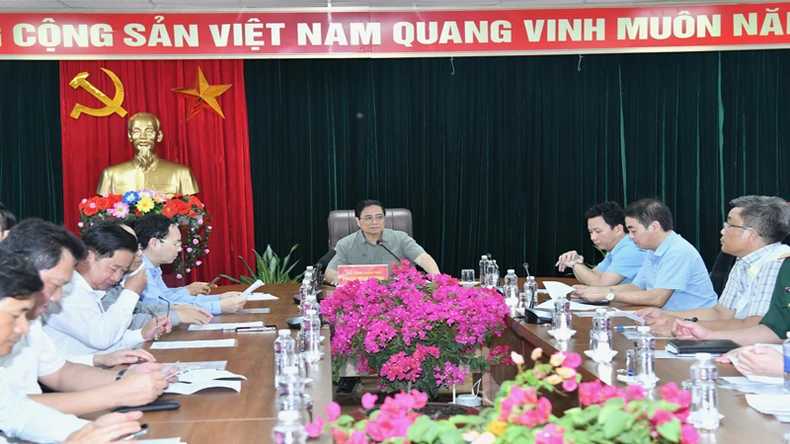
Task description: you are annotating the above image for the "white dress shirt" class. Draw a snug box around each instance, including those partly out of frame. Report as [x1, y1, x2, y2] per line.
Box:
[0, 319, 65, 395]
[0, 371, 88, 443]
[42, 270, 144, 355]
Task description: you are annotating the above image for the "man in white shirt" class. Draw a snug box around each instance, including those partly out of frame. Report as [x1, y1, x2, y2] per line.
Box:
[1, 219, 171, 419]
[0, 247, 145, 444]
[43, 222, 171, 357]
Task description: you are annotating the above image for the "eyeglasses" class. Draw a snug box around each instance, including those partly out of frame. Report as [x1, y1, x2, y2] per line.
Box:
[158, 296, 171, 320]
[160, 239, 182, 249]
[722, 222, 749, 232]
[359, 215, 385, 223]
[146, 308, 161, 341]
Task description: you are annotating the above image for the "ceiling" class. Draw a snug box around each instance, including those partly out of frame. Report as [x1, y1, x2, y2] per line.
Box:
[0, 0, 769, 12]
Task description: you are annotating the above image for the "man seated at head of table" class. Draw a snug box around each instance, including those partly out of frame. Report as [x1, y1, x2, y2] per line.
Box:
[323, 199, 441, 285]
[0, 219, 170, 421]
[101, 220, 213, 328]
[555, 201, 646, 286]
[42, 222, 172, 356]
[573, 198, 718, 310]
[0, 248, 147, 444]
[674, 257, 790, 379]
[134, 214, 246, 314]
[636, 196, 790, 336]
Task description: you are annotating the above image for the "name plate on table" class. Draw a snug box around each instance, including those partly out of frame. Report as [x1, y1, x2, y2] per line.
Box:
[337, 264, 389, 285]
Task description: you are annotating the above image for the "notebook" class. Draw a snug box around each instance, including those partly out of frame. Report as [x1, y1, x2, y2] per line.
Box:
[665, 339, 740, 357]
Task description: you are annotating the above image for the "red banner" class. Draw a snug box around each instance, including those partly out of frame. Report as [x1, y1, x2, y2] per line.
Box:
[1, 3, 790, 58]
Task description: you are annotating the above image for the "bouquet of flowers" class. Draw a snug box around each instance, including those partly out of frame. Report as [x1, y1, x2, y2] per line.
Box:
[320, 261, 511, 397]
[78, 190, 211, 278]
[306, 348, 700, 444]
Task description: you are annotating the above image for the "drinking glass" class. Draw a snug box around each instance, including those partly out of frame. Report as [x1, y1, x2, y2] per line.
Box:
[461, 269, 475, 283]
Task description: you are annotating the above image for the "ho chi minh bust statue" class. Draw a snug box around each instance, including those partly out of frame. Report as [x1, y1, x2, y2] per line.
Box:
[96, 112, 199, 196]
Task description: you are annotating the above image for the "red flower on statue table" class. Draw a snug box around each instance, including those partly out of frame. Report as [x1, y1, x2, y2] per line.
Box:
[77, 190, 212, 278]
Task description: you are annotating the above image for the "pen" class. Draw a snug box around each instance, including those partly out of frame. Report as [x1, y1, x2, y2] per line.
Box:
[236, 326, 276, 333]
[614, 326, 638, 331]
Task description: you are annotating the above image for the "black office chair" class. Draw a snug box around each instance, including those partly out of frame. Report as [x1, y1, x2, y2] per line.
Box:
[709, 251, 736, 298]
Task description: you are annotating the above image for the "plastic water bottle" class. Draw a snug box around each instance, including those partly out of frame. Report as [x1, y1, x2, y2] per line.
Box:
[503, 269, 519, 300]
[299, 276, 315, 317]
[311, 263, 323, 294]
[479, 255, 489, 285]
[552, 296, 572, 331]
[783, 332, 790, 393]
[524, 276, 538, 308]
[277, 365, 305, 411]
[271, 409, 307, 444]
[633, 326, 656, 389]
[487, 260, 500, 287]
[690, 353, 719, 431]
[274, 330, 296, 388]
[302, 309, 322, 364]
[590, 308, 612, 353]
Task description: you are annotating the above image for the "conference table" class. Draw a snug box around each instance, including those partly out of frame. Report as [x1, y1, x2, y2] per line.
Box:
[135, 278, 788, 442]
[137, 283, 333, 443]
[488, 277, 790, 442]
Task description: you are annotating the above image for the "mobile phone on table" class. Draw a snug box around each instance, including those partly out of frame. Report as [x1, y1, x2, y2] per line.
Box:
[113, 399, 180, 413]
[121, 423, 149, 441]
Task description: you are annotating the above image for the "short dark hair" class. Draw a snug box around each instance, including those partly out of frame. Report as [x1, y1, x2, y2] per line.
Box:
[1, 219, 87, 271]
[354, 200, 385, 219]
[624, 199, 674, 231]
[134, 214, 176, 250]
[0, 202, 17, 231]
[82, 222, 138, 258]
[583, 202, 626, 231]
[730, 195, 790, 243]
[0, 247, 43, 300]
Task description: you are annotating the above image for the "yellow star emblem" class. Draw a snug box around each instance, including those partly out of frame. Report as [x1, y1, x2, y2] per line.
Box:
[171, 67, 232, 120]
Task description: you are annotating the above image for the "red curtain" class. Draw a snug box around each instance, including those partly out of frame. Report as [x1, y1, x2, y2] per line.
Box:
[59, 60, 255, 283]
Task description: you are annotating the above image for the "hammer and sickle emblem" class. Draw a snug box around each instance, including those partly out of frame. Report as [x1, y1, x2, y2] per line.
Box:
[69, 68, 127, 119]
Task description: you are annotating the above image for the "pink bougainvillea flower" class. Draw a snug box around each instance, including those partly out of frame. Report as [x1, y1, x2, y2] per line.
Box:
[361, 392, 378, 409]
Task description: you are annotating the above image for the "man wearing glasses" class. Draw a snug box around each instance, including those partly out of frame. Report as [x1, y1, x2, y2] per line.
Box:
[102, 222, 213, 327]
[637, 195, 790, 336]
[134, 214, 246, 314]
[324, 199, 440, 286]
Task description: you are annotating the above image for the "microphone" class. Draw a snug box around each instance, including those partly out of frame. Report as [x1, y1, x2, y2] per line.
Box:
[376, 239, 401, 263]
[522, 262, 531, 278]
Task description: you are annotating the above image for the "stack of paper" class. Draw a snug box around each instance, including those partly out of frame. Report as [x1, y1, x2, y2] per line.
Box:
[720, 376, 784, 395]
[188, 321, 263, 331]
[745, 394, 790, 421]
[130, 360, 228, 372]
[240, 280, 264, 298]
[536, 281, 599, 311]
[139, 439, 186, 444]
[151, 339, 237, 350]
[245, 293, 279, 301]
[166, 368, 246, 395]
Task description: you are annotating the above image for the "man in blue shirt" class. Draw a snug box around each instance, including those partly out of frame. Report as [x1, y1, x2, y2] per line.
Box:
[574, 199, 717, 310]
[556, 201, 646, 286]
[135, 214, 246, 314]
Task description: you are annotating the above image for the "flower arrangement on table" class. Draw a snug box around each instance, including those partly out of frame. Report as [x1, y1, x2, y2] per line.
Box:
[78, 190, 211, 278]
[307, 348, 700, 444]
[320, 261, 511, 398]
